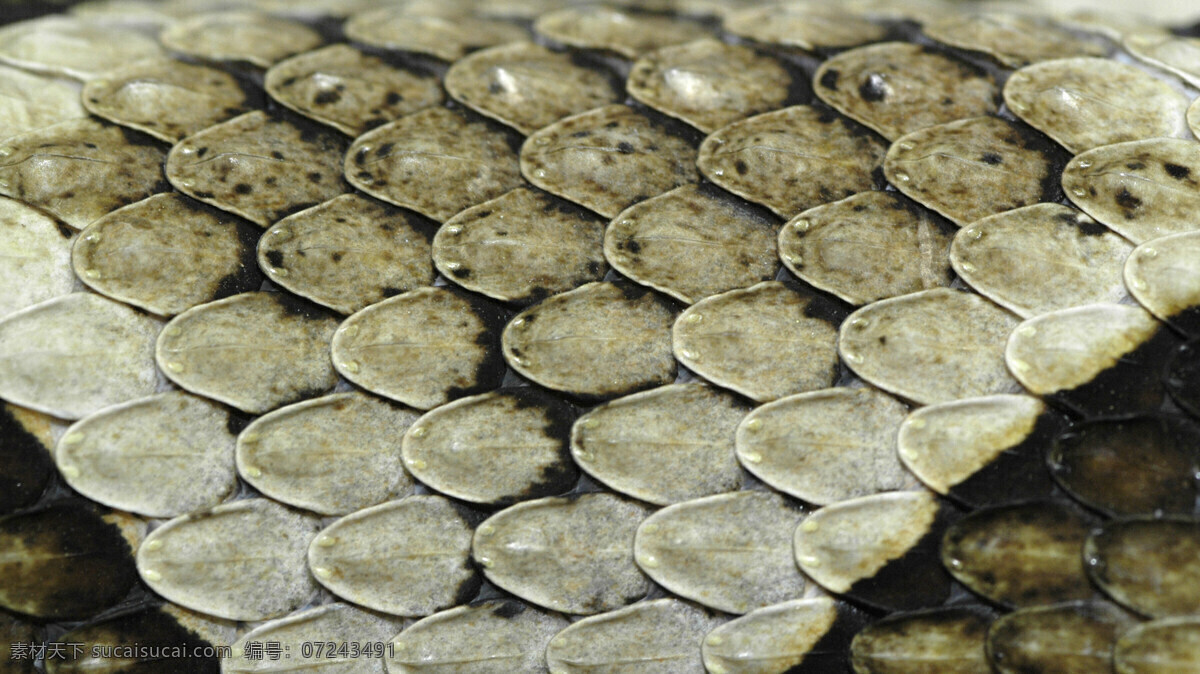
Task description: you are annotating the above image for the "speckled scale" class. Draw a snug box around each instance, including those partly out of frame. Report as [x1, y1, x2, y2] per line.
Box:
[924, 12, 1107, 68]
[697, 105, 889, 219]
[627, 39, 796, 134]
[307, 496, 479, 617]
[160, 11, 324, 68]
[605, 184, 779, 304]
[0, 197, 75, 320]
[388, 600, 567, 674]
[545, 599, 722, 673]
[0, 16, 163, 80]
[851, 606, 995, 674]
[401, 387, 579, 506]
[521, 104, 700, 219]
[0, 293, 163, 420]
[258, 194, 437, 315]
[167, 110, 348, 228]
[156, 291, 340, 415]
[433, 187, 608, 305]
[533, 5, 712, 59]
[724, 3, 890, 52]
[673, 281, 846, 403]
[136, 498, 320, 621]
[885, 116, 1068, 227]
[73, 193, 261, 317]
[444, 41, 622, 135]
[839, 288, 1022, 405]
[779, 191, 955, 306]
[0, 118, 169, 229]
[346, 106, 523, 223]
[634, 490, 809, 614]
[224, 603, 404, 674]
[987, 601, 1140, 674]
[265, 44, 445, 137]
[345, 7, 528, 62]
[813, 42, 1001, 142]
[473, 493, 653, 614]
[1125, 232, 1200, 338]
[502, 281, 680, 399]
[0, 64, 85, 138]
[332, 286, 510, 410]
[570, 383, 748, 506]
[1115, 617, 1200, 674]
[950, 203, 1133, 319]
[55, 392, 238, 518]
[82, 58, 253, 143]
[237, 391, 421, 516]
[1004, 57, 1190, 154]
[1085, 517, 1200, 619]
[1062, 138, 1200, 244]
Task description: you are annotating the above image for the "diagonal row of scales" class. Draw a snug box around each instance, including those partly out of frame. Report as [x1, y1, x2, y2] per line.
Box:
[1, 0, 1200, 672]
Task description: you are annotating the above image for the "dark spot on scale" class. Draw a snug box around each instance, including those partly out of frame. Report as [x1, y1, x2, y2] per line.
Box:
[1165, 162, 1191, 180]
[234, 183, 253, 195]
[942, 97, 954, 105]
[376, 142, 394, 157]
[194, 190, 214, 199]
[878, 336, 887, 345]
[1126, 161, 1146, 170]
[734, 159, 748, 176]
[853, 204, 868, 212]
[1074, 219, 1109, 237]
[385, 92, 403, 105]
[571, 130, 590, 138]
[54, 221, 74, 239]
[625, 239, 642, 255]
[1115, 188, 1142, 215]
[83, 142, 97, 150]
[491, 600, 526, 619]
[858, 74, 887, 102]
[308, 172, 323, 184]
[357, 171, 374, 182]
[450, 266, 472, 279]
[313, 89, 341, 105]
[265, 177, 277, 186]
[271, 291, 335, 322]
[330, 252, 343, 263]
[271, 151, 285, 160]
[280, 76, 297, 87]
[380, 286, 403, 298]
[616, 141, 635, 154]
[820, 69, 840, 90]
[981, 153, 1003, 165]
[587, 260, 603, 275]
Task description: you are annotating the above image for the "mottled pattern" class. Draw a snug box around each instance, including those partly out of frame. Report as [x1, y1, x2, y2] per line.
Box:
[225, 604, 405, 674]
[1062, 138, 1200, 244]
[521, 104, 699, 218]
[570, 383, 748, 506]
[885, 116, 1067, 227]
[698, 105, 887, 219]
[605, 184, 779, 304]
[987, 601, 1139, 673]
[237, 392, 420, 516]
[82, 59, 252, 143]
[502, 281, 679, 399]
[167, 110, 348, 227]
[851, 607, 994, 674]
[1085, 518, 1200, 618]
[155, 291, 339, 415]
[0, 118, 168, 229]
[433, 187, 607, 304]
[259, 194, 436, 315]
[779, 191, 954, 306]
[1005, 58, 1189, 154]
[346, 107, 522, 222]
[673, 281, 843, 403]
[951, 203, 1133, 318]
[307, 496, 478, 617]
[1115, 617, 1200, 674]
[73, 193, 261, 316]
[445, 41, 621, 135]
[265, 45, 444, 137]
